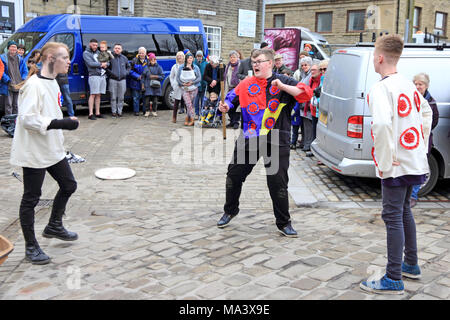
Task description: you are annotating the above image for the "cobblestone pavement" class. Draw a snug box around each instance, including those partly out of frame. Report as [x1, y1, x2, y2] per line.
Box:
[0, 109, 449, 300]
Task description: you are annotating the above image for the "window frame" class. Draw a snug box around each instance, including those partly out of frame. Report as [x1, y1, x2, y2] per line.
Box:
[315, 11, 333, 33]
[413, 7, 422, 34]
[273, 14, 285, 28]
[435, 11, 448, 37]
[204, 25, 221, 58]
[346, 9, 366, 32]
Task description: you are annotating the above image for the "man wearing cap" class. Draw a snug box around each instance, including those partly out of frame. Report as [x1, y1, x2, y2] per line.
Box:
[0, 41, 29, 115]
[273, 54, 292, 76]
[194, 50, 208, 119]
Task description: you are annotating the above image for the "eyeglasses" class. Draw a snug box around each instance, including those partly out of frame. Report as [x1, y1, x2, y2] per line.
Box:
[251, 59, 270, 66]
[320, 68, 327, 71]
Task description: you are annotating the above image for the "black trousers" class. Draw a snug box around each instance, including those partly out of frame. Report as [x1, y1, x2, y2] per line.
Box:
[224, 140, 291, 229]
[144, 95, 158, 112]
[20, 158, 77, 229]
[228, 107, 240, 126]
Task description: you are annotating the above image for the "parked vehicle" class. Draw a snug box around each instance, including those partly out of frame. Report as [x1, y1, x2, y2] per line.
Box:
[264, 27, 332, 71]
[311, 44, 450, 196]
[0, 14, 207, 110]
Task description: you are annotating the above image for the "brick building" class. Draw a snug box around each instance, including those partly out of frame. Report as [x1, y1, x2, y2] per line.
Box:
[3, 0, 264, 59]
[265, 0, 449, 45]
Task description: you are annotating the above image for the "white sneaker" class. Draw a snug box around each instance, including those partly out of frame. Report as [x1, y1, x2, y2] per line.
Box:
[152, 112, 157, 117]
[144, 111, 150, 117]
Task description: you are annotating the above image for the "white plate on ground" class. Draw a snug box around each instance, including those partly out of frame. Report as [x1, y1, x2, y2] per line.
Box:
[95, 167, 136, 180]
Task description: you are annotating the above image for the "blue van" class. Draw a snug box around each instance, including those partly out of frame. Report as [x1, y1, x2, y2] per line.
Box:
[0, 14, 208, 109]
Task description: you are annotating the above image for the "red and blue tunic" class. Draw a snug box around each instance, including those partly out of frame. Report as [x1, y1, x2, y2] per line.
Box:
[225, 73, 313, 145]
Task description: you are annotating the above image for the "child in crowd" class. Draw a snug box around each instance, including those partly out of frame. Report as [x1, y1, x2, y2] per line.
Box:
[360, 34, 432, 295]
[200, 92, 219, 125]
[98, 41, 114, 76]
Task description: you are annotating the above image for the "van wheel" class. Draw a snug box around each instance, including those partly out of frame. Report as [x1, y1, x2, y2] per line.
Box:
[418, 154, 439, 197]
[164, 85, 175, 110]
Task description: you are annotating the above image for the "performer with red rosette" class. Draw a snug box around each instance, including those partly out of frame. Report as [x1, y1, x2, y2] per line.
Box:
[217, 48, 313, 238]
[10, 42, 80, 265]
[360, 35, 432, 295]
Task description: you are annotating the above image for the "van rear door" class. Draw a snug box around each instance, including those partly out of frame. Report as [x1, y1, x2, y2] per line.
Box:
[316, 50, 368, 162]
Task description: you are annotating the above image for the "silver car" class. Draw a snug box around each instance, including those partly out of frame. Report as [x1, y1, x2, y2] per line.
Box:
[312, 45, 450, 196]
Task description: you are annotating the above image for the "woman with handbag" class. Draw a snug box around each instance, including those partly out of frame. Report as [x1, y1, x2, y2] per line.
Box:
[177, 52, 201, 126]
[141, 53, 164, 117]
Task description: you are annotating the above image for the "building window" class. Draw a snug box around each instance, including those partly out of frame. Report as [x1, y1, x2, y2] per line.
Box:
[413, 7, 421, 34]
[204, 26, 221, 58]
[274, 14, 285, 28]
[347, 10, 365, 32]
[316, 12, 332, 33]
[435, 11, 447, 37]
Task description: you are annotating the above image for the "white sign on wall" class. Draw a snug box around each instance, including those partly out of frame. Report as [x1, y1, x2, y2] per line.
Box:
[238, 9, 256, 38]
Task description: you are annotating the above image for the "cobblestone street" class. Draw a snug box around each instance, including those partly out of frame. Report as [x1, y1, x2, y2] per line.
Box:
[0, 109, 449, 300]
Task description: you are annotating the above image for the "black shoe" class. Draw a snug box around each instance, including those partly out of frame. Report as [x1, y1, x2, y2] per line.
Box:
[233, 123, 240, 130]
[95, 114, 104, 119]
[305, 152, 314, 157]
[112, 113, 117, 118]
[217, 213, 236, 228]
[134, 112, 139, 116]
[290, 144, 296, 150]
[278, 224, 298, 238]
[117, 113, 122, 118]
[88, 114, 97, 120]
[43, 224, 78, 241]
[25, 243, 51, 265]
[226, 123, 233, 128]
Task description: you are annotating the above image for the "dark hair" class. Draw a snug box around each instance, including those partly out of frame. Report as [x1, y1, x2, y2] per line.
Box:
[29, 49, 41, 61]
[89, 39, 98, 43]
[18, 44, 26, 50]
[260, 42, 269, 49]
[114, 43, 122, 47]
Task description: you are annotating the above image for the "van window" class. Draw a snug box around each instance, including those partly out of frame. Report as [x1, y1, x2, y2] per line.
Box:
[323, 53, 364, 98]
[83, 33, 204, 60]
[0, 32, 47, 55]
[49, 33, 75, 59]
[175, 34, 204, 55]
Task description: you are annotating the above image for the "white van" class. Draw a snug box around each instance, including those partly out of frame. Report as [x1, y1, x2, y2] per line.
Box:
[311, 44, 450, 196]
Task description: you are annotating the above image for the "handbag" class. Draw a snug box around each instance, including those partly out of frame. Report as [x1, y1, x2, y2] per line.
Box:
[150, 79, 161, 88]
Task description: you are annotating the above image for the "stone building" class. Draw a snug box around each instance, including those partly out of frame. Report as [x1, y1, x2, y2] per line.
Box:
[2, 0, 264, 59]
[265, 0, 449, 45]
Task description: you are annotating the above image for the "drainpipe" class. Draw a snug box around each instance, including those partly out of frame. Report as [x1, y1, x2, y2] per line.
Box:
[261, 0, 266, 42]
[105, 0, 109, 15]
[396, 0, 400, 34]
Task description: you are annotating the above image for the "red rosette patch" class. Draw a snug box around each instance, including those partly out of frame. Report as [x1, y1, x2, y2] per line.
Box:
[414, 91, 421, 112]
[267, 99, 280, 113]
[371, 147, 379, 168]
[399, 127, 420, 150]
[247, 120, 257, 134]
[398, 93, 412, 117]
[269, 86, 280, 96]
[248, 83, 261, 96]
[58, 92, 63, 109]
[264, 117, 276, 130]
[247, 102, 260, 115]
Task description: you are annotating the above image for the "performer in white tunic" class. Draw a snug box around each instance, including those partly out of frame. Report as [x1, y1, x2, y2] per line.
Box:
[360, 35, 432, 295]
[10, 42, 80, 265]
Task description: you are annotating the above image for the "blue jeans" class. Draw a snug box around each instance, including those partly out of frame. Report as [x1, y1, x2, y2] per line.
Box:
[381, 184, 418, 280]
[411, 184, 421, 200]
[132, 89, 143, 113]
[194, 90, 205, 116]
[60, 84, 74, 117]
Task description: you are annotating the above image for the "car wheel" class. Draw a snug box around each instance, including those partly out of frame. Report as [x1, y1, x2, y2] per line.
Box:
[164, 85, 175, 110]
[418, 153, 439, 197]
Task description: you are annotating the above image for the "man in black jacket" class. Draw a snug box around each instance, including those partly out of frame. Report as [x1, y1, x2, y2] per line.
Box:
[107, 44, 130, 117]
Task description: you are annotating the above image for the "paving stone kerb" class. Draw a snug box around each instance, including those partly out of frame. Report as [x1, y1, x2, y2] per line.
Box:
[0, 110, 449, 300]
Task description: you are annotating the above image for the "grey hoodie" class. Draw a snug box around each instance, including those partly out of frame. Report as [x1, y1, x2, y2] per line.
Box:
[107, 53, 130, 81]
[83, 48, 103, 76]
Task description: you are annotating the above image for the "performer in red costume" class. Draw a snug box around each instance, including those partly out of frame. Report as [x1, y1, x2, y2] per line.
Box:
[217, 48, 313, 237]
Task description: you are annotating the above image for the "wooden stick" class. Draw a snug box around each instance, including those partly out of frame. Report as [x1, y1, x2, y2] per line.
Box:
[220, 61, 226, 140]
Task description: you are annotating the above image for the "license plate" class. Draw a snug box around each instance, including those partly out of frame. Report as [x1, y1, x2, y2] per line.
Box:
[319, 112, 327, 125]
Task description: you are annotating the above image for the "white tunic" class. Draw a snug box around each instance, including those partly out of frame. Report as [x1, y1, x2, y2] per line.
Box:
[10, 74, 66, 169]
[368, 73, 433, 179]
